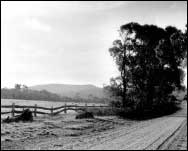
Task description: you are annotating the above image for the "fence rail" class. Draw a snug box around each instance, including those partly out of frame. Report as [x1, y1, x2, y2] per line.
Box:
[1, 111, 12, 115]
[1, 103, 109, 117]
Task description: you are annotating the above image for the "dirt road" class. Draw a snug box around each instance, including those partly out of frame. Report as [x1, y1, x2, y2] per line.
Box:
[87, 101, 187, 150]
[1, 102, 187, 150]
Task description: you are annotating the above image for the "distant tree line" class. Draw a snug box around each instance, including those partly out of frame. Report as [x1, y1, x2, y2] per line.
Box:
[1, 84, 109, 104]
[1, 86, 69, 102]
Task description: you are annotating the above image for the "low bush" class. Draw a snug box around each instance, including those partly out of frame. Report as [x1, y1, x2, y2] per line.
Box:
[79, 107, 123, 116]
[3, 109, 33, 123]
[77, 95, 181, 119]
[115, 101, 181, 120]
[75, 111, 94, 119]
[184, 94, 187, 101]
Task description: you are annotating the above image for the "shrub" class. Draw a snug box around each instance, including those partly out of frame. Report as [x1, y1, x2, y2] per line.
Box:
[115, 100, 181, 120]
[84, 107, 124, 116]
[75, 111, 94, 119]
[3, 109, 33, 123]
[184, 94, 187, 101]
[109, 100, 122, 108]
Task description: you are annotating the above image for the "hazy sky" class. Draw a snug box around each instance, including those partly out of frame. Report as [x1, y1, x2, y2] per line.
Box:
[1, 1, 187, 88]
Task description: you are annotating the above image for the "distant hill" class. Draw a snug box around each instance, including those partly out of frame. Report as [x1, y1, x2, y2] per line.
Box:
[29, 84, 107, 99]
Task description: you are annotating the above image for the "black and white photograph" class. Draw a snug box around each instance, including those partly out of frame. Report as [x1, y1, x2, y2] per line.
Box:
[1, 1, 187, 150]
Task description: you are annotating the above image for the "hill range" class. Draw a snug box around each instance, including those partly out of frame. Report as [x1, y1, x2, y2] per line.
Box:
[29, 84, 107, 99]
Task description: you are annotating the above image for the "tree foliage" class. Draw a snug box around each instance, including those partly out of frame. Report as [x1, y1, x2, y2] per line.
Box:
[105, 22, 187, 112]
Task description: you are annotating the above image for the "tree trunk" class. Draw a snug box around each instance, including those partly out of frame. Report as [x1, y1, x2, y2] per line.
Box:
[122, 46, 127, 108]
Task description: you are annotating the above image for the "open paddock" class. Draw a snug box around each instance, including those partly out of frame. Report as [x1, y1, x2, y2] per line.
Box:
[1, 99, 109, 119]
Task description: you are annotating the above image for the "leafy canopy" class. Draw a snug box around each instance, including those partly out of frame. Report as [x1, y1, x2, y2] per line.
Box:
[105, 22, 187, 110]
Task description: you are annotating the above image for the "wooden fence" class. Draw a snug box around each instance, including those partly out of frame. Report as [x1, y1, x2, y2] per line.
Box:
[1, 103, 109, 117]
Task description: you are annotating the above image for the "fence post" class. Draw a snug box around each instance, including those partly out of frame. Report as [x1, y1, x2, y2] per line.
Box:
[64, 103, 67, 114]
[51, 106, 53, 116]
[111, 104, 113, 112]
[11, 103, 15, 117]
[34, 104, 37, 117]
[85, 103, 87, 111]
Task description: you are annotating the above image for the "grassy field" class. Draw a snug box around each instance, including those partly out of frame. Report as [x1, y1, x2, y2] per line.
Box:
[1, 99, 107, 119]
[1, 100, 186, 150]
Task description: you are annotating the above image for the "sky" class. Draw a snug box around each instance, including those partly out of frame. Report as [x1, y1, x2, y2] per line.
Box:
[1, 1, 187, 88]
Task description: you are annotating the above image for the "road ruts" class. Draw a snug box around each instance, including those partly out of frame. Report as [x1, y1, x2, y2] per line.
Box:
[157, 120, 187, 150]
[88, 101, 187, 150]
[88, 117, 186, 150]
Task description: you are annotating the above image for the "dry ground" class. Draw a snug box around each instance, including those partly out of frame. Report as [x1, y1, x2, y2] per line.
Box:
[1, 101, 187, 150]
